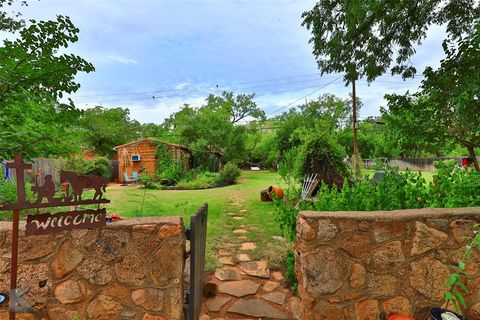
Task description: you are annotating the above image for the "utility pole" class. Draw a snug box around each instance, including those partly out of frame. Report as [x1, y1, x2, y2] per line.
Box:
[352, 79, 360, 177]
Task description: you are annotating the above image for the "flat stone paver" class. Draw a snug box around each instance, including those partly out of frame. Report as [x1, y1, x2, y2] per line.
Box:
[271, 271, 284, 282]
[239, 209, 247, 212]
[240, 242, 256, 250]
[215, 268, 242, 281]
[233, 229, 248, 234]
[233, 216, 244, 220]
[262, 292, 286, 305]
[236, 254, 251, 262]
[206, 296, 231, 312]
[218, 257, 234, 266]
[218, 280, 260, 297]
[218, 250, 231, 256]
[228, 299, 288, 319]
[262, 280, 281, 292]
[237, 236, 247, 240]
[240, 261, 270, 278]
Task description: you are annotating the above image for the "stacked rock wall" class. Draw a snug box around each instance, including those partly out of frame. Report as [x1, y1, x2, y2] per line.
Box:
[0, 217, 185, 320]
[295, 208, 480, 320]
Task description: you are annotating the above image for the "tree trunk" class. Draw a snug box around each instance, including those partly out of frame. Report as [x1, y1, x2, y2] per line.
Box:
[352, 80, 360, 177]
[467, 145, 480, 172]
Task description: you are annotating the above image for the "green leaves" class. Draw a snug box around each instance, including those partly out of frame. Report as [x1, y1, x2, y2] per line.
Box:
[0, 14, 94, 159]
[302, 1, 480, 83]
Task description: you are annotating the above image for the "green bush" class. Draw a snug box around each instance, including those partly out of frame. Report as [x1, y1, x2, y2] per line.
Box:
[176, 172, 220, 189]
[63, 156, 89, 173]
[428, 160, 480, 208]
[0, 167, 35, 206]
[190, 139, 220, 172]
[284, 249, 298, 292]
[275, 161, 480, 242]
[63, 156, 113, 180]
[85, 157, 113, 180]
[219, 162, 241, 184]
[138, 174, 164, 190]
[155, 146, 187, 184]
[315, 168, 428, 211]
[294, 130, 350, 181]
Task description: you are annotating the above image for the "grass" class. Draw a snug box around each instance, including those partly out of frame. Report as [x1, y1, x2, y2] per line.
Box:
[104, 170, 289, 270]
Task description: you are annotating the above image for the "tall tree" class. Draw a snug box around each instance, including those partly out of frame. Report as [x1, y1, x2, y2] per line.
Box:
[385, 24, 480, 171]
[0, 0, 27, 32]
[302, 0, 480, 174]
[163, 92, 265, 165]
[301, 0, 480, 83]
[206, 91, 265, 124]
[0, 15, 94, 159]
[78, 107, 140, 157]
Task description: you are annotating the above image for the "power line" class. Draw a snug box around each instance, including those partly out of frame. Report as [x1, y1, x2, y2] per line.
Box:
[73, 72, 422, 101]
[74, 72, 326, 99]
[76, 76, 342, 105]
[266, 75, 344, 116]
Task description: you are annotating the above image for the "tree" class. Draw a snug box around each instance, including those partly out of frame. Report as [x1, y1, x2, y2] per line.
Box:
[385, 24, 480, 171]
[302, 1, 480, 176]
[206, 91, 265, 124]
[164, 92, 265, 166]
[0, 15, 94, 159]
[78, 106, 140, 157]
[381, 101, 450, 157]
[274, 94, 350, 155]
[1, 0, 27, 32]
[301, 0, 480, 83]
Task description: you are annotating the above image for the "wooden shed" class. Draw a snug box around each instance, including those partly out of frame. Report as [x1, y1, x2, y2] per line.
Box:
[113, 138, 191, 183]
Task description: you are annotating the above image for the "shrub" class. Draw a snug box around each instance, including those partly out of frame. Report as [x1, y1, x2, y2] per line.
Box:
[428, 160, 480, 208]
[294, 130, 350, 182]
[63, 156, 89, 173]
[85, 157, 113, 180]
[63, 156, 113, 180]
[0, 166, 35, 206]
[276, 161, 480, 242]
[176, 172, 219, 189]
[155, 146, 187, 184]
[219, 162, 241, 184]
[190, 139, 220, 172]
[284, 249, 298, 292]
[138, 174, 164, 190]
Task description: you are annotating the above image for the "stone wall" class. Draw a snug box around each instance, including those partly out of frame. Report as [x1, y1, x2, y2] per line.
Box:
[0, 217, 185, 320]
[295, 208, 480, 320]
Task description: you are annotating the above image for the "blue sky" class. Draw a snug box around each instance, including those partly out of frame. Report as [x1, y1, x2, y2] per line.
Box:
[12, 0, 446, 123]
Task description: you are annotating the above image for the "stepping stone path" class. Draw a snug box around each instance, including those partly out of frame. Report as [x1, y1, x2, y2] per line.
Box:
[240, 242, 256, 250]
[200, 197, 297, 319]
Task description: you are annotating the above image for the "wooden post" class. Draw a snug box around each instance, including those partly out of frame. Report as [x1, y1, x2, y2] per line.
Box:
[352, 80, 360, 177]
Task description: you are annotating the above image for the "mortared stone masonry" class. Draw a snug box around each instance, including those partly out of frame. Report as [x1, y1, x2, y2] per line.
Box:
[0, 217, 185, 320]
[295, 207, 480, 320]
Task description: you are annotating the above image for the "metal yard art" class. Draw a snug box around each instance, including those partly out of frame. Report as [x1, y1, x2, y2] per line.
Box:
[0, 154, 110, 319]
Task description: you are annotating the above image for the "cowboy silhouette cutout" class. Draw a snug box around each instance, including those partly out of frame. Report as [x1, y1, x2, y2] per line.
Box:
[32, 175, 58, 204]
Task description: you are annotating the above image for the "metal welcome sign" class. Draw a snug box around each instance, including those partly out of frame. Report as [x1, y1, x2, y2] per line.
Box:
[0, 154, 110, 319]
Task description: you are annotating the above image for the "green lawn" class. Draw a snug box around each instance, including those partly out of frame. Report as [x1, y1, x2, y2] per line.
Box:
[104, 171, 289, 270]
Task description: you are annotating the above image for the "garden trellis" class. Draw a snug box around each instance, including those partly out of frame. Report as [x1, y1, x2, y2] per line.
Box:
[0, 154, 109, 320]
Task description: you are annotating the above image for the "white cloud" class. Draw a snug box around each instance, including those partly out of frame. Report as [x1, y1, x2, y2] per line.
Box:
[101, 54, 138, 65]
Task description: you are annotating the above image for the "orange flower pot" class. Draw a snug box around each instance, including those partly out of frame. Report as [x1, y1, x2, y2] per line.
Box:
[267, 185, 284, 199]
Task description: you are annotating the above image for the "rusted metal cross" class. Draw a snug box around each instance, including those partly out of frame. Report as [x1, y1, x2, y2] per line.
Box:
[6, 154, 31, 320]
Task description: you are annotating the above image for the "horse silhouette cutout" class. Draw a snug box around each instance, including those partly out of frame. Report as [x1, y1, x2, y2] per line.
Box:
[60, 171, 107, 202]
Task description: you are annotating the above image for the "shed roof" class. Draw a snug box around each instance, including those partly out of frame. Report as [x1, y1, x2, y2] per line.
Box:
[113, 138, 190, 152]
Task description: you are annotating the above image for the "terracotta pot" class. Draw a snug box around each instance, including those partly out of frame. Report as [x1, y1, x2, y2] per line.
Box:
[267, 185, 284, 199]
